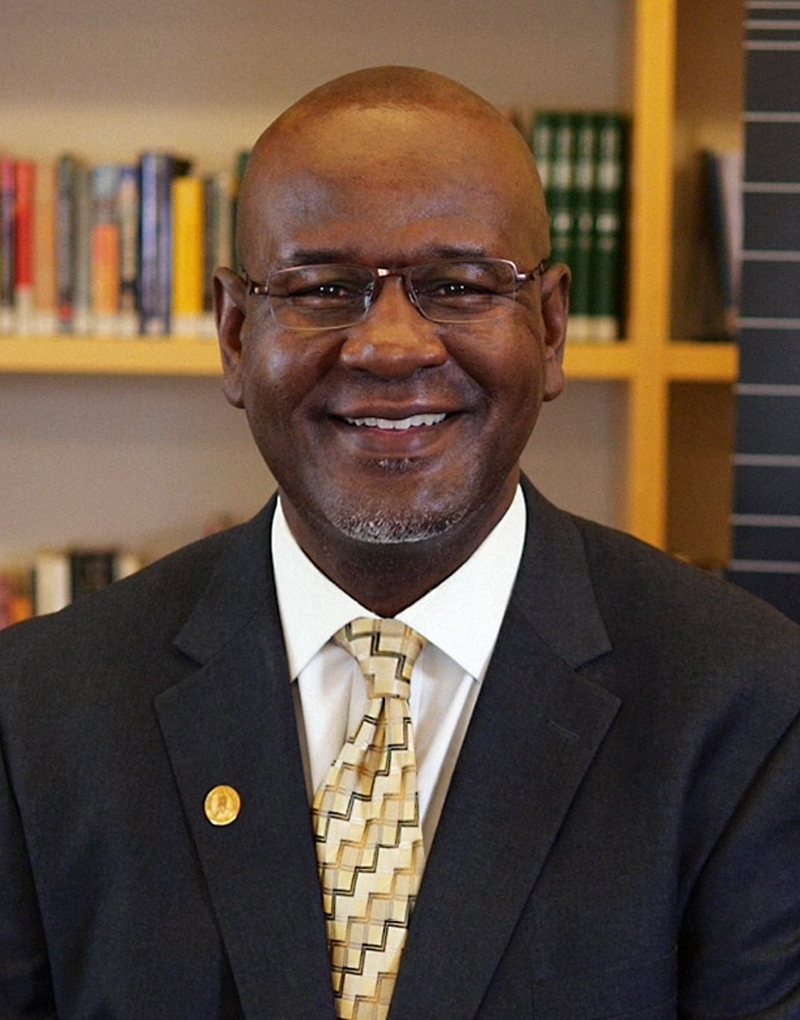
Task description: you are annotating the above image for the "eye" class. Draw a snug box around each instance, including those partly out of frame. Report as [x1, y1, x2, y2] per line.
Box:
[417, 276, 498, 305]
[273, 268, 372, 306]
[290, 282, 362, 302]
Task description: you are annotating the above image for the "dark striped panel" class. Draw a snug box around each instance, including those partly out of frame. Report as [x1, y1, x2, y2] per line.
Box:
[734, 524, 800, 560]
[741, 261, 800, 318]
[739, 330, 800, 384]
[744, 192, 800, 248]
[724, 570, 800, 621]
[736, 394, 800, 454]
[733, 464, 800, 515]
[746, 123, 800, 182]
[736, 16, 800, 621]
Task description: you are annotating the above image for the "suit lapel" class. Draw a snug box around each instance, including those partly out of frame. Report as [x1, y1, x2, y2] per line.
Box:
[154, 505, 334, 1020]
[390, 483, 620, 1020]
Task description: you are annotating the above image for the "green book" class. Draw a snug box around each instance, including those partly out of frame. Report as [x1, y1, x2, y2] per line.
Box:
[546, 112, 577, 276]
[531, 110, 556, 197]
[589, 113, 628, 341]
[568, 113, 599, 340]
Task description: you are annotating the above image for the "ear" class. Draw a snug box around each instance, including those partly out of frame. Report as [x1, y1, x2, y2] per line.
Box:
[540, 263, 570, 402]
[213, 268, 248, 409]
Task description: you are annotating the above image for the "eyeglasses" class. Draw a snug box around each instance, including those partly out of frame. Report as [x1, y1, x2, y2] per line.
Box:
[242, 257, 547, 331]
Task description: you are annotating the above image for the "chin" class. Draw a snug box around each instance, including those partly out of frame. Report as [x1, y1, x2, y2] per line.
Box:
[323, 500, 469, 546]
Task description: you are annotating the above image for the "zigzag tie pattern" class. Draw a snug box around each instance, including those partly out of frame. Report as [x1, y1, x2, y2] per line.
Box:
[312, 617, 426, 1020]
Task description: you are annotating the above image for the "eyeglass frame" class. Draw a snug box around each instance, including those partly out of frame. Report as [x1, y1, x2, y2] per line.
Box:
[240, 256, 548, 331]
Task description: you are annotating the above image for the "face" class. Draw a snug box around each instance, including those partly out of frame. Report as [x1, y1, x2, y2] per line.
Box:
[217, 105, 567, 559]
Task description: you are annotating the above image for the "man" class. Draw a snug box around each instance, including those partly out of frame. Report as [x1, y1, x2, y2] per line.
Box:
[1, 67, 799, 1020]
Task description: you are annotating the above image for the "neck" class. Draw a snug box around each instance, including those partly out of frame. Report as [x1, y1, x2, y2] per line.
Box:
[282, 498, 511, 617]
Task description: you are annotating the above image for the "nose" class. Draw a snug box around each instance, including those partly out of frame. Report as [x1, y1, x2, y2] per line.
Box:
[337, 276, 448, 379]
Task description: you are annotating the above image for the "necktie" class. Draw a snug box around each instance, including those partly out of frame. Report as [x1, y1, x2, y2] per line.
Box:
[312, 617, 426, 1020]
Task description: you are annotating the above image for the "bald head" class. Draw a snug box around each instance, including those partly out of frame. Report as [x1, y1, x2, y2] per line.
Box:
[268, 66, 513, 129]
[236, 66, 550, 269]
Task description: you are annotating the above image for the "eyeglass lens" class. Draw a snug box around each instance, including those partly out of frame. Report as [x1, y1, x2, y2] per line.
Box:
[267, 260, 522, 328]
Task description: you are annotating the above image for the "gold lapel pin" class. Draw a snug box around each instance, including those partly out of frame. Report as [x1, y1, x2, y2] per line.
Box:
[204, 785, 241, 826]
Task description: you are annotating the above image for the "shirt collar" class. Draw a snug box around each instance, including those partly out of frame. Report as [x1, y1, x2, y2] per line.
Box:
[272, 486, 526, 682]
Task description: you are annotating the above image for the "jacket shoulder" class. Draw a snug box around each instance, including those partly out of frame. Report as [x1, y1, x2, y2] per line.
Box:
[570, 512, 800, 686]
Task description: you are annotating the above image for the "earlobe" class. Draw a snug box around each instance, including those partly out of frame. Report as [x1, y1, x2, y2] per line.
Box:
[214, 268, 248, 409]
[541, 263, 570, 402]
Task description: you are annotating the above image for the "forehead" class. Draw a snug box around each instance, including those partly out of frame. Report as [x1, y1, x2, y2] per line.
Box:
[240, 106, 544, 269]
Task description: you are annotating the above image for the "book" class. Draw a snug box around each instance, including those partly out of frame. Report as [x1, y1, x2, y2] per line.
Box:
[32, 550, 71, 615]
[589, 113, 628, 341]
[0, 158, 16, 334]
[14, 160, 35, 334]
[567, 114, 599, 340]
[531, 110, 556, 198]
[33, 160, 57, 334]
[117, 165, 139, 337]
[703, 148, 743, 340]
[203, 171, 235, 334]
[56, 154, 81, 332]
[545, 112, 577, 276]
[72, 163, 93, 335]
[0, 573, 33, 631]
[90, 165, 121, 335]
[172, 175, 205, 337]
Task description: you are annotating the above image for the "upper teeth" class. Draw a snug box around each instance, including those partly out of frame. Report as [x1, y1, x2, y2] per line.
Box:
[345, 413, 447, 430]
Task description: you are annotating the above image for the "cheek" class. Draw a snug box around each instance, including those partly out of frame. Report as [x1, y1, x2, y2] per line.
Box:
[457, 320, 544, 412]
[240, 330, 318, 418]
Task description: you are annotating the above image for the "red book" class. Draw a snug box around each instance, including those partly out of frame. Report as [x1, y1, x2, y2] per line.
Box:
[15, 160, 35, 332]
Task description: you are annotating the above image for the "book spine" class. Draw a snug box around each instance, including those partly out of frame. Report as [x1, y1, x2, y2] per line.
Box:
[0, 158, 16, 334]
[139, 152, 165, 335]
[233, 150, 250, 274]
[72, 164, 92, 335]
[589, 114, 627, 341]
[90, 165, 121, 336]
[156, 156, 174, 336]
[567, 114, 598, 341]
[33, 161, 57, 334]
[117, 165, 139, 337]
[33, 551, 71, 615]
[203, 176, 216, 319]
[530, 110, 555, 199]
[70, 550, 116, 601]
[14, 160, 35, 335]
[703, 148, 743, 339]
[56, 154, 78, 332]
[172, 175, 205, 337]
[546, 113, 577, 279]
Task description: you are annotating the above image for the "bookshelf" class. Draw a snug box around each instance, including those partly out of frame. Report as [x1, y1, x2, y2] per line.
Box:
[0, 0, 741, 569]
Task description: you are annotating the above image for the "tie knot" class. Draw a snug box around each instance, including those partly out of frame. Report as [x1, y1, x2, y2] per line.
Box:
[334, 617, 426, 700]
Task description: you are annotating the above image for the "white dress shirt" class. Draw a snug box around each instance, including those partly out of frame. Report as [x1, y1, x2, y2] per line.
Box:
[271, 487, 526, 849]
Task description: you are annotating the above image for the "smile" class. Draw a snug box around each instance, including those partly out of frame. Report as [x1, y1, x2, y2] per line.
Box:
[343, 413, 447, 430]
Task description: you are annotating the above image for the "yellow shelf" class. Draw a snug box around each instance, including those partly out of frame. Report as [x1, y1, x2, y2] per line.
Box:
[666, 341, 739, 383]
[0, 336, 222, 376]
[0, 336, 738, 387]
[564, 341, 636, 380]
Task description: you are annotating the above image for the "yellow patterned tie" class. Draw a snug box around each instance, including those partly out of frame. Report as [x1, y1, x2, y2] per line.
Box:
[312, 617, 426, 1020]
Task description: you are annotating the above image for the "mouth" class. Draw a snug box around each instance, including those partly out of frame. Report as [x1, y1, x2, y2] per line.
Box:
[342, 413, 448, 431]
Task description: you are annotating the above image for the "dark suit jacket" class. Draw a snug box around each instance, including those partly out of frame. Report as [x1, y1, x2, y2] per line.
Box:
[1, 480, 800, 1020]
